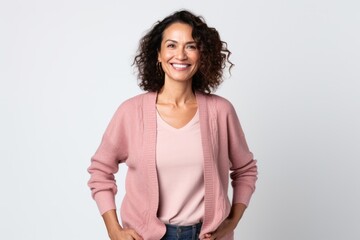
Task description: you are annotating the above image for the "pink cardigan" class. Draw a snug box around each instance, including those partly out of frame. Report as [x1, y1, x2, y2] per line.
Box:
[88, 91, 257, 240]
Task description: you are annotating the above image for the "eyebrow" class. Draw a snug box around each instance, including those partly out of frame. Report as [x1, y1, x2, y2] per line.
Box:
[164, 39, 197, 44]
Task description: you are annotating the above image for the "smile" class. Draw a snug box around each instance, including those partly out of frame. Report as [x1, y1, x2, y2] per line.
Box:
[171, 63, 190, 69]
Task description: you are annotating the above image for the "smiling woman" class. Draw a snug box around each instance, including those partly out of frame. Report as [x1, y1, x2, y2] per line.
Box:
[157, 23, 200, 85]
[134, 10, 233, 94]
[87, 9, 258, 240]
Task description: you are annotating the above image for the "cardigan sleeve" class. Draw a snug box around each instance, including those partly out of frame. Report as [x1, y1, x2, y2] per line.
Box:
[87, 104, 129, 215]
[226, 102, 258, 207]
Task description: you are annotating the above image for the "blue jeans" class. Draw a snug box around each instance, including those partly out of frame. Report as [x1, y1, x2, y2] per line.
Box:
[161, 222, 202, 240]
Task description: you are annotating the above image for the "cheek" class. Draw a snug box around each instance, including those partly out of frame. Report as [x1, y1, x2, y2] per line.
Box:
[192, 55, 200, 66]
[189, 52, 200, 62]
[159, 51, 173, 61]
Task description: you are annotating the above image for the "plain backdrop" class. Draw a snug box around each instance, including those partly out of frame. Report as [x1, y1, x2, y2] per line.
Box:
[1, 0, 359, 239]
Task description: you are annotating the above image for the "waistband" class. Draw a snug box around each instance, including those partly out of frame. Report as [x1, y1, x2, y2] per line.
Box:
[165, 222, 202, 231]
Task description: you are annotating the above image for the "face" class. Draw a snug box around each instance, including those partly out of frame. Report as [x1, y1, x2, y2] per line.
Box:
[158, 22, 200, 84]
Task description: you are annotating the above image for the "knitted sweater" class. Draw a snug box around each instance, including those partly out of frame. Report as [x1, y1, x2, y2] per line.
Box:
[87, 91, 258, 240]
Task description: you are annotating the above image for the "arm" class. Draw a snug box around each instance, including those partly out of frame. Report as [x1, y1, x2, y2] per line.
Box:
[227, 104, 258, 206]
[88, 104, 141, 239]
[88, 103, 133, 214]
[227, 202, 247, 224]
[204, 99, 258, 239]
[102, 210, 143, 240]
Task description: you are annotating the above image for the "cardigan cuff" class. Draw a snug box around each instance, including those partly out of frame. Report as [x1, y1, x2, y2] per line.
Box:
[94, 191, 116, 215]
[232, 185, 255, 207]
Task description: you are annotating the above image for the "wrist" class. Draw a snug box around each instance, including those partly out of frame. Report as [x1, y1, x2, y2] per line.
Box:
[227, 203, 247, 226]
[226, 216, 240, 229]
[102, 209, 123, 235]
[107, 224, 123, 238]
[108, 223, 122, 231]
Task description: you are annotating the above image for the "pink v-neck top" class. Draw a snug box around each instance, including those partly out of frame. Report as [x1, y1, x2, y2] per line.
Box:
[156, 109, 204, 226]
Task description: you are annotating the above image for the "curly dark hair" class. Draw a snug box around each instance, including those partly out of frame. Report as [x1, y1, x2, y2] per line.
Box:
[133, 10, 233, 94]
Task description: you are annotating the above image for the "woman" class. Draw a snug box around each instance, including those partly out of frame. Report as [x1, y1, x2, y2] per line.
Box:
[88, 10, 257, 240]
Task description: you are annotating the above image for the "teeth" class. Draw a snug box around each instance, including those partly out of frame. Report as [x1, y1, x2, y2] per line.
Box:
[172, 64, 188, 68]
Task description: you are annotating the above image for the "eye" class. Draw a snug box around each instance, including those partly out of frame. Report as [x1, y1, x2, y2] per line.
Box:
[167, 43, 176, 48]
[186, 44, 197, 50]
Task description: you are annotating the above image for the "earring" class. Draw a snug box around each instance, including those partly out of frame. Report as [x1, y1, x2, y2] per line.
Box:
[157, 62, 163, 76]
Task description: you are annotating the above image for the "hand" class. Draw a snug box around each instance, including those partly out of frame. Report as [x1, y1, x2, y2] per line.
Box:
[108, 227, 143, 240]
[202, 203, 246, 239]
[102, 210, 143, 240]
[202, 218, 236, 240]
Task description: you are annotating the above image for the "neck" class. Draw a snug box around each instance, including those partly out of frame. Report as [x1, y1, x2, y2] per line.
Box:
[157, 80, 196, 106]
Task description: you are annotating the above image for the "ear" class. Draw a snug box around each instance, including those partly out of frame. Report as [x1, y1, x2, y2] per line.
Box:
[157, 50, 161, 62]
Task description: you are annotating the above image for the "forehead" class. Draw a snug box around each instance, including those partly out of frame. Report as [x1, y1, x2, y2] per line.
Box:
[162, 22, 194, 41]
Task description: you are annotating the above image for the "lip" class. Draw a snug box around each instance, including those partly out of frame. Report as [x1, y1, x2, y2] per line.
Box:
[170, 63, 191, 70]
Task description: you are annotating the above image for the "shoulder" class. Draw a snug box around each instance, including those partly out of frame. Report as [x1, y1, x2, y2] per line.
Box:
[117, 91, 156, 112]
[197, 92, 236, 114]
[211, 94, 234, 108]
[108, 92, 156, 123]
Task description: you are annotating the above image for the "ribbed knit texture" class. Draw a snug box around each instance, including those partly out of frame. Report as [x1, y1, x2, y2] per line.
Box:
[88, 91, 258, 240]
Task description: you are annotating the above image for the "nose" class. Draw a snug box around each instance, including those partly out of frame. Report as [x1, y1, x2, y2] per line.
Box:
[175, 47, 187, 60]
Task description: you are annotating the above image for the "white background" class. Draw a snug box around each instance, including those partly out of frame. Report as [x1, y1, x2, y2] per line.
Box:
[1, 0, 359, 239]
